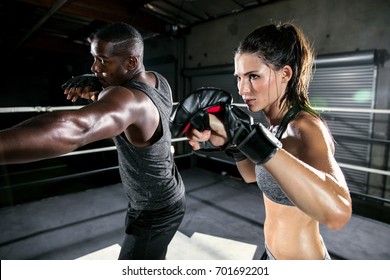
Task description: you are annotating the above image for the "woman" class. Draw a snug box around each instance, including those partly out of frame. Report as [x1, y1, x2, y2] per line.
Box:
[188, 22, 352, 260]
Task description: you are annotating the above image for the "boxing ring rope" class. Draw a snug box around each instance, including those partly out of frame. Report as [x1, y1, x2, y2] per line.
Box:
[0, 166, 120, 190]
[311, 107, 390, 114]
[1, 104, 389, 176]
[53, 144, 390, 177]
[1, 104, 390, 114]
[1, 105, 389, 204]
[0, 106, 83, 113]
[56, 137, 188, 158]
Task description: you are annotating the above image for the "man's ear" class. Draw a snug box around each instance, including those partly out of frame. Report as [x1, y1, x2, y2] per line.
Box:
[127, 56, 138, 70]
[281, 65, 293, 83]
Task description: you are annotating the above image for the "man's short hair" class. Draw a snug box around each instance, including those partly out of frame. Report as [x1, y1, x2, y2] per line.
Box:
[93, 22, 144, 57]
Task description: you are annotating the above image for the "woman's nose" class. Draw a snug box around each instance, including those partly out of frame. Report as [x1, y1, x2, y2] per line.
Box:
[238, 79, 250, 96]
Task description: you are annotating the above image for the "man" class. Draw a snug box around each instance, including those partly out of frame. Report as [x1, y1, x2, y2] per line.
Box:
[0, 22, 186, 260]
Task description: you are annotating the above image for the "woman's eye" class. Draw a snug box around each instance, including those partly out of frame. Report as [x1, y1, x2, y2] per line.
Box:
[249, 74, 259, 80]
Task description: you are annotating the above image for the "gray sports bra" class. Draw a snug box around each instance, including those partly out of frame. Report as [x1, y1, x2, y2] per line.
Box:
[255, 105, 301, 206]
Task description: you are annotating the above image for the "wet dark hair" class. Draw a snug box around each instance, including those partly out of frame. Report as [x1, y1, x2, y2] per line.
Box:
[93, 22, 144, 58]
[235, 22, 318, 116]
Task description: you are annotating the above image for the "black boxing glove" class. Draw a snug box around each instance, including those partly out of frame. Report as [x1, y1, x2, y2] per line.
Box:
[169, 87, 247, 159]
[170, 87, 282, 164]
[61, 74, 102, 92]
[170, 87, 233, 138]
[221, 105, 252, 162]
[223, 105, 282, 164]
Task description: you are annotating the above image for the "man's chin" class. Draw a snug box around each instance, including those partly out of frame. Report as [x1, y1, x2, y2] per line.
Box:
[99, 79, 108, 88]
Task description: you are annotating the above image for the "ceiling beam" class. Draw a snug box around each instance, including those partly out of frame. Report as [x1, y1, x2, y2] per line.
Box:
[19, 0, 168, 34]
[15, 0, 69, 50]
[23, 34, 89, 55]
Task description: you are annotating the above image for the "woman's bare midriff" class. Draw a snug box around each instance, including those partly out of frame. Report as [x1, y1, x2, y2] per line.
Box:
[263, 195, 326, 260]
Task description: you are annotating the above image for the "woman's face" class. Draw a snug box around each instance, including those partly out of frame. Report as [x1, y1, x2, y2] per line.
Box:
[234, 53, 287, 113]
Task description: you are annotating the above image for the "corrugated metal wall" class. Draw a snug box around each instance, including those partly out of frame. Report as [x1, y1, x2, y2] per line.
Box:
[310, 64, 376, 193]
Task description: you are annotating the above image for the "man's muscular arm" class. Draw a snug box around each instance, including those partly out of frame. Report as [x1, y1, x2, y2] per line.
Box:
[0, 87, 139, 164]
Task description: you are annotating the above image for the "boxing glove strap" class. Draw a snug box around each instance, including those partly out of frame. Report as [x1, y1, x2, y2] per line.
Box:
[225, 147, 247, 162]
[237, 123, 282, 164]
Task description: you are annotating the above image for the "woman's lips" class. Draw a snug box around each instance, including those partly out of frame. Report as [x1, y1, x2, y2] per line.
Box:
[244, 99, 256, 106]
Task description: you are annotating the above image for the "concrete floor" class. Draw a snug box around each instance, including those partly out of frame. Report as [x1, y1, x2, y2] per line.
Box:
[0, 167, 389, 260]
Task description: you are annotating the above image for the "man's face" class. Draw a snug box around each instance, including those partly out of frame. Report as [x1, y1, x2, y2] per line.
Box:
[90, 39, 129, 87]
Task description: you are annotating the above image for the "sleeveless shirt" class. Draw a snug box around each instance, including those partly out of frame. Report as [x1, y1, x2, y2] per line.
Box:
[112, 72, 185, 210]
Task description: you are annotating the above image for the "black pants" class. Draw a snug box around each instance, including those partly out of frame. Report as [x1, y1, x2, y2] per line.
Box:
[118, 196, 186, 260]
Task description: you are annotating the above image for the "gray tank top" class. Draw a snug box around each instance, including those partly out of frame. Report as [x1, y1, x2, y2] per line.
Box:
[255, 105, 301, 206]
[112, 72, 185, 210]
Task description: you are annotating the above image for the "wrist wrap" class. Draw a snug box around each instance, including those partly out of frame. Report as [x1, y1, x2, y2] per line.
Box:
[61, 74, 102, 92]
[236, 123, 282, 164]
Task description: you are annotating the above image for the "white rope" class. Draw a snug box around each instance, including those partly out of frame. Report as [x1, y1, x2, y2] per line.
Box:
[313, 107, 390, 114]
[339, 163, 390, 176]
[59, 140, 390, 177]
[1, 105, 390, 114]
[1, 105, 388, 176]
[172, 137, 188, 143]
[59, 146, 117, 157]
[0, 106, 82, 113]
[60, 137, 188, 158]
[233, 103, 390, 114]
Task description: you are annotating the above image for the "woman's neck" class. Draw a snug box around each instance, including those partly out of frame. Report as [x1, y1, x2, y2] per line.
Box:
[265, 101, 288, 127]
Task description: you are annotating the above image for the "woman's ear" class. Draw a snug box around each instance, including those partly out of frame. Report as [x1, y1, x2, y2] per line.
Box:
[281, 65, 293, 83]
